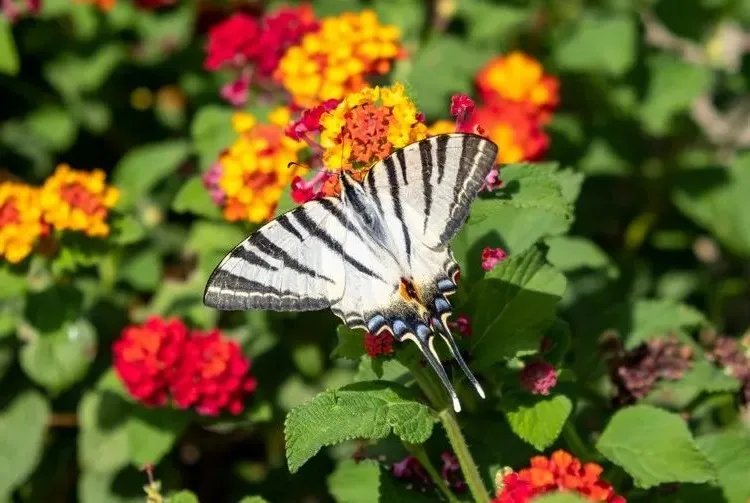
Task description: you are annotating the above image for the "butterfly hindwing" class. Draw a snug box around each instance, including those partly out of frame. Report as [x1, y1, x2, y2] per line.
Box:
[203, 198, 348, 311]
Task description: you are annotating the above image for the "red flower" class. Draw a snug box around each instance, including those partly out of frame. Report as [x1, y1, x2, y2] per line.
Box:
[204, 13, 262, 71]
[451, 94, 476, 133]
[285, 98, 341, 141]
[113, 317, 188, 407]
[220, 72, 251, 107]
[520, 360, 558, 396]
[113, 317, 257, 415]
[472, 102, 549, 165]
[170, 329, 258, 416]
[493, 450, 625, 503]
[449, 314, 472, 337]
[254, 5, 319, 77]
[481, 246, 508, 271]
[364, 331, 394, 357]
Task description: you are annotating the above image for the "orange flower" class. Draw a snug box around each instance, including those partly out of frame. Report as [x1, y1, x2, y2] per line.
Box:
[317, 83, 427, 191]
[493, 450, 625, 503]
[0, 182, 46, 264]
[210, 107, 307, 223]
[40, 164, 120, 237]
[476, 51, 559, 121]
[472, 103, 549, 164]
[275, 10, 403, 108]
[74, 0, 116, 11]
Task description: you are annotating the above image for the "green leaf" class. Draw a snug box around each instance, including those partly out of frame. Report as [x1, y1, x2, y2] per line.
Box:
[407, 36, 491, 118]
[113, 141, 191, 209]
[0, 391, 51, 496]
[167, 491, 199, 503]
[469, 246, 567, 368]
[373, 0, 425, 44]
[78, 390, 131, 473]
[126, 407, 189, 467]
[120, 249, 163, 292]
[453, 163, 573, 276]
[0, 264, 27, 300]
[185, 221, 246, 257]
[331, 325, 365, 360]
[596, 405, 716, 488]
[237, 498, 270, 503]
[110, 214, 147, 245]
[640, 55, 713, 135]
[697, 431, 750, 503]
[172, 177, 222, 219]
[674, 156, 750, 256]
[285, 382, 435, 472]
[25, 106, 77, 151]
[458, 1, 528, 46]
[43, 44, 126, 96]
[78, 469, 145, 503]
[19, 318, 97, 394]
[503, 393, 572, 451]
[554, 12, 636, 76]
[327, 459, 435, 503]
[545, 236, 616, 275]
[191, 106, 235, 171]
[0, 19, 19, 75]
[646, 360, 740, 409]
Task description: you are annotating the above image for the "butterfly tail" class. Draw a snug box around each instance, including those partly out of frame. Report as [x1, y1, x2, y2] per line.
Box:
[408, 324, 462, 413]
[432, 316, 486, 399]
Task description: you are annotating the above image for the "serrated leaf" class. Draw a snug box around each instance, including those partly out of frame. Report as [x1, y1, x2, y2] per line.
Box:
[596, 405, 716, 488]
[0, 391, 51, 496]
[331, 325, 365, 360]
[126, 407, 189, 467]
[172, 177, 222, 219]
[327, 459, 436, 503]
[191, 106, 235, 171]
[469, 246, 566, 368]
[646, 360, 740, 409]
[113, 141, 191, 209]
[545, 236, 616, 275]
[674, 156, 750, 256]
[641, 54, 713, 135]
[503, 393, 572, 451]
[0, 19, 19, 75]
[78, 390, 131, 473]
[285, 382, 435, 472]
[554, 12, 636, 76]
[697, 432, 750, 503]
[20, 318, 97, 394]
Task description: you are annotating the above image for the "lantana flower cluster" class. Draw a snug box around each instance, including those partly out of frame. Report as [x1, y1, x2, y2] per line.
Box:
[493, 450, 625, 503]
[203, 107, 307, 223]
[204, 7, 402, 108]
[0, 165, 119, 264]
[113, 316, 257, 416]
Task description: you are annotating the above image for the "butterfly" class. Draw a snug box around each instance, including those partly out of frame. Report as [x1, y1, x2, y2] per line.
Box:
[204, 133, 498, 412]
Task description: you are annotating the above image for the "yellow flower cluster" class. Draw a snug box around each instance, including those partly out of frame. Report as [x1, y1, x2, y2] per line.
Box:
[319, 83, 427, 172]
[40, 164, 120, 237]
[217, 107, 307, 223]
[0, 182, 46, 264]
[275, 10, 402, 108]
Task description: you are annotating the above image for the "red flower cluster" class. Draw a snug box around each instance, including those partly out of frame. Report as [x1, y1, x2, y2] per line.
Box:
[482, 246, 508, 271]
[113, 316, 257, 416]
[493, 450, 625, 503]
[449, 314, 472, 337]
[364, 331, 395, 358]
[203, 6, 318, 105]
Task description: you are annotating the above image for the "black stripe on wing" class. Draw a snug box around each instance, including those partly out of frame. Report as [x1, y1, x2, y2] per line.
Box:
[204, 270, 329, 311]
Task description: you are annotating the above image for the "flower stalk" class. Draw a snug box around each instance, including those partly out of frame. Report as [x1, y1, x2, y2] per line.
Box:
[404, 443, 460, 503]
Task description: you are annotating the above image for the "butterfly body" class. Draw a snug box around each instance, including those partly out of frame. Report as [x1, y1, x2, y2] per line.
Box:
[204, 133, 498, 411]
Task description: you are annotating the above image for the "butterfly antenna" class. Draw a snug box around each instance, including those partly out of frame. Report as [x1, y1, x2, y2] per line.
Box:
[408, 325, 462, 412]
[432, 316, 485, 399]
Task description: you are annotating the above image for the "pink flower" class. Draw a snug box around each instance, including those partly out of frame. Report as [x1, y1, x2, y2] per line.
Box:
[441, 452, 466, 492]
[202, 162, 225, 205]
[481, 247, 508, 271]
[520, 360, 557, 395]
[449, 315, 472, 337]
[285, 99, 341, 141]
[451, 94, 476, 133]
[290, 176, 316, 204]
[220, 72, 251, 107]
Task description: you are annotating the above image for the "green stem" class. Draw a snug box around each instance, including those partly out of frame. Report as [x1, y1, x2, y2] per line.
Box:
[407, 357, 449, 410]
[562, 421, 596, 462]
[405, 443, 459, 503]
[438, 409, 491, 503]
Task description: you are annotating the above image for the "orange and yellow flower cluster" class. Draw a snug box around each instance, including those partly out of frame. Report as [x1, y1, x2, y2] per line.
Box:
[274, 10, 403, 108]
[470, 51, 559, 165]
[0, 165, 119, 264]
[203, 107, 307, 223]
[0, 182, 47, 264]
[493, 450, 625, 503]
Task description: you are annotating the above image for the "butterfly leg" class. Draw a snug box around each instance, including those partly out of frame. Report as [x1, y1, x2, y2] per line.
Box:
[432, 315, 486, 399]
